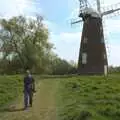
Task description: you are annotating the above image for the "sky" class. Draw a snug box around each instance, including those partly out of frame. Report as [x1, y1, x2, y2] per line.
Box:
[0, 0, 120, 66]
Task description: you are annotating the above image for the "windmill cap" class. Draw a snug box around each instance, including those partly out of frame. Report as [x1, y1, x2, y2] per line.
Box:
[82, 7, 101, 18]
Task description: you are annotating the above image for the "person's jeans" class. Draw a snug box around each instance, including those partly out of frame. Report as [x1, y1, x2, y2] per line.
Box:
[24, 90, 33, 108]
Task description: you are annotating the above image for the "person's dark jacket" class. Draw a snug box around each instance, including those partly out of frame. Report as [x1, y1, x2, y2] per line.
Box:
[24, 75, 35, 92]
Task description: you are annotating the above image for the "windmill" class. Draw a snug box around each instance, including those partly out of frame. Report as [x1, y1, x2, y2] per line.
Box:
[71, 0, 120, 75]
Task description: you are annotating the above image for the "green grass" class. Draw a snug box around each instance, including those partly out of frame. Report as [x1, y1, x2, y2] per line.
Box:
[56, 74, 120, 120]
[0, 75, 23, 108]
[1, 74, 120, 120]
[0, 75, 41, 109]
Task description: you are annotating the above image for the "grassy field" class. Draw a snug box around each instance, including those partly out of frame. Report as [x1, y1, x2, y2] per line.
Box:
[1, 74, 120, 120]
[56, 74, 120, 120]
[0, 75, 23, 108]
[0, 75, 42, 108]
[0, 78, 57, 120]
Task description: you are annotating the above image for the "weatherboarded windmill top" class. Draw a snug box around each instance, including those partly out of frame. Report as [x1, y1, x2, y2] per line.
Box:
[79, 7, 101, 18]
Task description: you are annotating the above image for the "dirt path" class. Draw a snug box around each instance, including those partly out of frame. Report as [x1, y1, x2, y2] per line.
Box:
[0, 79, 57, 120]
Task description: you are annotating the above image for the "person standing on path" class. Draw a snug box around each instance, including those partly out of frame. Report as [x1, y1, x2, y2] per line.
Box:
[23, 70, 36, 110]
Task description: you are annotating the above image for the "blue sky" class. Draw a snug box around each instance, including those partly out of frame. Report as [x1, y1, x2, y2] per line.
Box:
[0, 0, 120, 66]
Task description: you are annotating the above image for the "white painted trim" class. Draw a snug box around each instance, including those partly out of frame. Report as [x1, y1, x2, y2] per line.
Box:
[104, 65, 108, 76]
[82, 53, 87, 64]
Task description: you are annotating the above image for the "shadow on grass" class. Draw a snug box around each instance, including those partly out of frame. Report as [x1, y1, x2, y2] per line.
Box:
[0, 107, 24, 113]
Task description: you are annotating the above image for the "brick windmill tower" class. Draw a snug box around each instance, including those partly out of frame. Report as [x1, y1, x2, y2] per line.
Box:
[71, 0, 120, 75]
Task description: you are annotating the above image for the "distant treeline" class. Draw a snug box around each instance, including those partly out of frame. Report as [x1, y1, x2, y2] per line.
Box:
[108, 66, 120, 73]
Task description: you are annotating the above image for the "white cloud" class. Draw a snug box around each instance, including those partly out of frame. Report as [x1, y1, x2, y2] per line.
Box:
[50, 32, 81, 61]
[69, 8, 79, 19]
[50, 32, 81, 45]
[43, 20, 58, 33]
[59, 32, 81, 43]
[0, 0, 40, 19]
[108, 44, 120, 66]
[104, 18, 120, 34]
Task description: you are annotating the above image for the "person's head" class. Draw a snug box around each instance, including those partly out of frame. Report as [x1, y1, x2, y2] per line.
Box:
[26, 70, 30, 75]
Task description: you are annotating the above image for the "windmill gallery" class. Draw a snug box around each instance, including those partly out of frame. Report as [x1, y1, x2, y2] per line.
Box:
[71, 0, 120, 75]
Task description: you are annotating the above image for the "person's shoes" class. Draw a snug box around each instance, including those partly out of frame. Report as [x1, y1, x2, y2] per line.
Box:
[24, 107, 28, 110]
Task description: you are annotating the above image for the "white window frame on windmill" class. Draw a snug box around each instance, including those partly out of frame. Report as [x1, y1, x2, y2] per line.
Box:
[100, 26, 103, 32]
[101, 36, 104, 43]
[104, 65, 108, 76]
[82, 52, 87, 64]
[83, 37, 88, 44]
[103, 53, 107, 60]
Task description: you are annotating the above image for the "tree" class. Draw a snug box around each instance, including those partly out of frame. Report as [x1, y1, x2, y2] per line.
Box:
[50, 55, 77, 75]
[0, 15, 53, 73]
